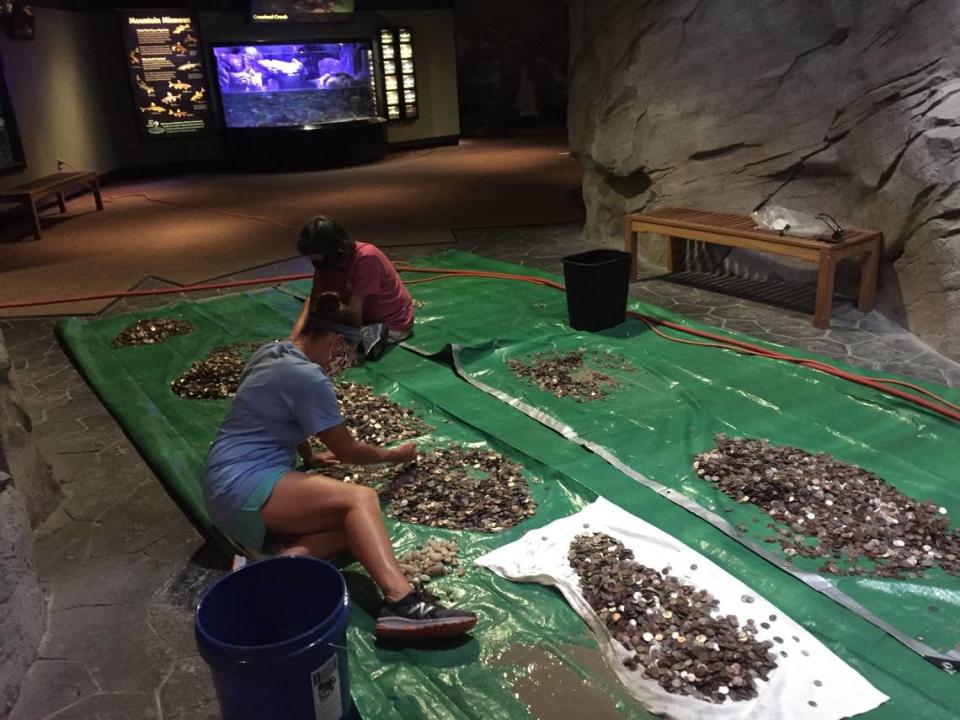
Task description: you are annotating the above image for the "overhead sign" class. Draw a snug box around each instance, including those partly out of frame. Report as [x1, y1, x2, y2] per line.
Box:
[250, 1, 355, 24]
[120, 10, 214, 139]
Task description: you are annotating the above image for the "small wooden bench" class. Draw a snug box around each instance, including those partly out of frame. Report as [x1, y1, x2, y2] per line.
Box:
[624, 207, 883, 328]
[0, 171, 103, 240]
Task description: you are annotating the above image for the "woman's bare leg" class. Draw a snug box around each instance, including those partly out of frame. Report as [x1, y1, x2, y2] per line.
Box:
[261, 471, 411, 601]
[279, 531, 347, 559]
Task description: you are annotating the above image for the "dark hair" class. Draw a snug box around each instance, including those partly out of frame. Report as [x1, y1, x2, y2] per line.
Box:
[301, 292, 360, 337]
[298, 215, 355, 269]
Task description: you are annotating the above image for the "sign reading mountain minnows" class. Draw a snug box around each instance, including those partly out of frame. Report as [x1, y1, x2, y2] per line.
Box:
[120, 10, 213, 139]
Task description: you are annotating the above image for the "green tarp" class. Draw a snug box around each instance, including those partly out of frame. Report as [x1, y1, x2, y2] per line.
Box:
[58, 251, 959, 719]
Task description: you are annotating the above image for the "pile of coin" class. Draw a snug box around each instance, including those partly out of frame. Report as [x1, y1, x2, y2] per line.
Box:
[171, 341, 265, 400]
[694, 435, 960, 578]
[570, 532, 777, 703]
[332, 381, 432, 445]
[314, 462, 395, 489]
[112, 317, 195, 348]
[397, 538, 466, 585]
[379, 443, 538, 532]
[507, 348, 630, 402]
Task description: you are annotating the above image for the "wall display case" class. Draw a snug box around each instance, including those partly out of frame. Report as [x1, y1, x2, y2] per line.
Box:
[0, 52, 25, 173]
[119, 10, 214, 139]
[377, 27, 418, 121]
[211, 40, 375, 128]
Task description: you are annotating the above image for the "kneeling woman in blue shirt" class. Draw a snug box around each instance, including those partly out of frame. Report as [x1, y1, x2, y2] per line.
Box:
[204, 292, 476, 639]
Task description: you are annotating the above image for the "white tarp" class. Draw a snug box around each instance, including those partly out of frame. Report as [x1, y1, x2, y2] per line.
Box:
[476, 498, 888, 720]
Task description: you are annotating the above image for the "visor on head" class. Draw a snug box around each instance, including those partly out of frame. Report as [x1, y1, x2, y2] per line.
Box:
[304, 318, 362, 344]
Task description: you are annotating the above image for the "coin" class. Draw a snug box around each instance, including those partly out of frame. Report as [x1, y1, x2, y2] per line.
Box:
[569, 532, 777, 703]
[112, 317, 195, 348]
[171, 341, 265, 399]
[508, 348, 633, 402]
[694, 435, 960, 578]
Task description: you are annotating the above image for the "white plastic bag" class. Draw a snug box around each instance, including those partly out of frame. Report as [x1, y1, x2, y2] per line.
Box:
[476, 498, 888, 720]
[751, 205, 836, 238]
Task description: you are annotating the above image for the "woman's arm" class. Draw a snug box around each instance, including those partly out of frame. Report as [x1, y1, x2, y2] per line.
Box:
[347, 293, 365, 325]
[316, 423, 417, 465]
[289, 295, 311, 339]
[289, 274, 326, 339]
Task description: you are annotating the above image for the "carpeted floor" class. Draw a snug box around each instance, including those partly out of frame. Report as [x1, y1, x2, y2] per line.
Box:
[0, 135, 583, 316]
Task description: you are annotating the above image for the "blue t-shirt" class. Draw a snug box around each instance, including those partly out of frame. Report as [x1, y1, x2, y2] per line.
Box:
[204, 341, 343, 526]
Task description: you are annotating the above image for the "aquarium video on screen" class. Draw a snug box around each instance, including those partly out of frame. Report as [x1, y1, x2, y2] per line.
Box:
[212, 42, 375, 128]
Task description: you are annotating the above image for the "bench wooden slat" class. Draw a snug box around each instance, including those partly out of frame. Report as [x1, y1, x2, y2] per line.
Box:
[629, 208, 878, 251]
[624, 207, 883, 329]
[0, 171, 102, 240]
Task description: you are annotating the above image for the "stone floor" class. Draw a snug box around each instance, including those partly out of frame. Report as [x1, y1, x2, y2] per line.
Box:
[3, 223, 959, 720]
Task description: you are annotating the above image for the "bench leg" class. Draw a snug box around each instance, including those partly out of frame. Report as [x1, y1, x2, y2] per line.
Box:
[90, 177, 104, 211]
[624, 217, 638, 282]
[56, 192, 67, 213]
[665, 236, 683, 273]
[27, 201, 42, 240]
[858, 242, 880, 313]
[814, 253, 836, 329]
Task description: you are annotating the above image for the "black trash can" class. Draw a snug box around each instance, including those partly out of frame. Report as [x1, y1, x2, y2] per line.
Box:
[562, 249, 632, 331]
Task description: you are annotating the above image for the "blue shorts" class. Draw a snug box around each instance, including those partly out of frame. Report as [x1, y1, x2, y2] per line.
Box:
[221, 467, 287, 552]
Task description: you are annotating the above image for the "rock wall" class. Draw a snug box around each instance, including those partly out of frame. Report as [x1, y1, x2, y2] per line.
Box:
[0, 330, 57, 714]
[569, 0, 960, 359]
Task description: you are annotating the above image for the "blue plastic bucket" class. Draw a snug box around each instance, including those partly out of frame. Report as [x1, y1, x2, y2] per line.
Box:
[195, 557, 353, 720]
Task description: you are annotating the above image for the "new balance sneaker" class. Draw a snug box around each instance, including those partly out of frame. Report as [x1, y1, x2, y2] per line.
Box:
[360, 322, 389, 361]
[375, 588, 477, 639]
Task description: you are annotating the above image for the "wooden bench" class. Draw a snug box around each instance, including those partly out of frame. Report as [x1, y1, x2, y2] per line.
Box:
[0, 171, 103, 240]
[624, 207, 883, 328]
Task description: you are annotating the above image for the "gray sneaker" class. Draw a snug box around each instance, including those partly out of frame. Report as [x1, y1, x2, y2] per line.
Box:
[375, 588, 477, 639]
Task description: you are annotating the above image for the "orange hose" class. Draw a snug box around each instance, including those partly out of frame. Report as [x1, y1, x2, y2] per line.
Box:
[0, 273, 312, 310]
[2, 260, 956, 421]
[395, 266, 960, 422]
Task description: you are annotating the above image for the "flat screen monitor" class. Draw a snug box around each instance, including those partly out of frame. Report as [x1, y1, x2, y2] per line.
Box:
[211, 41, 375, 128]
[251, 1, 355, 24]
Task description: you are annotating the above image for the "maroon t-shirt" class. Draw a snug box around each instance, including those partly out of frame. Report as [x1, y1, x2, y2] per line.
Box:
[311, 242, 414, 332]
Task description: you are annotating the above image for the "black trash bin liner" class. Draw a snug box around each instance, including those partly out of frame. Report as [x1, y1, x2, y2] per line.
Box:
[562, 249, 631, 331]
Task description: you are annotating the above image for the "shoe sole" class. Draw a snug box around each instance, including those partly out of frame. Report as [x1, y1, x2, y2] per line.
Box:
[374, 616, 477, 639]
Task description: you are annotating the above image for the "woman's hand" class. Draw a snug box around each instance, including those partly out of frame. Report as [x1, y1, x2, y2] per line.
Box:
[389, 442, 418, 464]
[306, 451, 340, 469]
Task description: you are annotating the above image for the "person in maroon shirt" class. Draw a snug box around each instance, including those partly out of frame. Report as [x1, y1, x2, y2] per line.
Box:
[292, 216, 415, 355]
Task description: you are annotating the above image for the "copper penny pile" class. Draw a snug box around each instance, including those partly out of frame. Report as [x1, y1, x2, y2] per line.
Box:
[112, 317, 194, 348]
[508, 348, 630, 402]
[171, 342, 264, 400]
[397, 538, 466, 586]
[379, 444, 538, 532]
[694, 435, 960, 578]
[329, 381, 431, 445]
[570, 532, 777, 703]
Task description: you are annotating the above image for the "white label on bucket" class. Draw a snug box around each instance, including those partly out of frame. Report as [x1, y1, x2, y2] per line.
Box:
[311, 654, 343, 720]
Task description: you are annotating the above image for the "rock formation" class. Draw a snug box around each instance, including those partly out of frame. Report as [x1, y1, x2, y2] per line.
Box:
[569, 0, 960, 359]
[0, 330, 58, 714]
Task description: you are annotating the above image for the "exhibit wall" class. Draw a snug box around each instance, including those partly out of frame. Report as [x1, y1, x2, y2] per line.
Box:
[454, 0, 568, 136]
[0, 6, 120, 182]
[0, 4, 458, 183]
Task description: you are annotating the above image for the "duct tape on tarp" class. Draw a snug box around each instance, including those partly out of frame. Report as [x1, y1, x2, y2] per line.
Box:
[477, 498, 889, 720]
